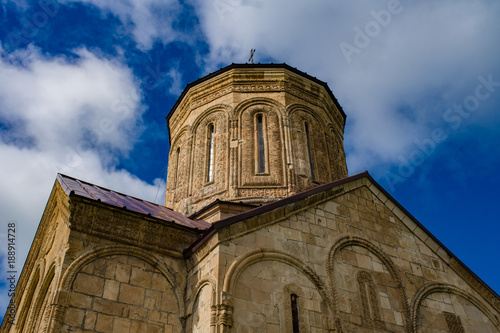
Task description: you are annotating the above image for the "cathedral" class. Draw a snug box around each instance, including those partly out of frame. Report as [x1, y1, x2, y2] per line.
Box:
[2, 64, 499, 332]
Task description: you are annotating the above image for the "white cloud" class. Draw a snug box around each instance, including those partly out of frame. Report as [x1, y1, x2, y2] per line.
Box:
[62, 0, 190, 50]
[0, 45, 160, 307]
[166, 67, 184, 96]
[191, 0, 500, 174]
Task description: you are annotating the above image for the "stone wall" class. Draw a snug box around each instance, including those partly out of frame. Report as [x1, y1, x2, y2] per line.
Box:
[201, 178, 500, 332]
[63, 254, 182, 332]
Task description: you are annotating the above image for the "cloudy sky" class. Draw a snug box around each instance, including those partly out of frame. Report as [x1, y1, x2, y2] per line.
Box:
[1, 0, 500, 319]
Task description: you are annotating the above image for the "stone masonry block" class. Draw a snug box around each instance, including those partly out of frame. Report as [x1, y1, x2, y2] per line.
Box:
[69, 292, 93, 309]
[130, 266, 153, 288]
[73, 273, 105, 297]
[95, 313, 113, 332]
[65, 307, 85, 328]
[102, 279, 120, 301]
[93, 298, 124, 316]
[118, 284, 145, 306]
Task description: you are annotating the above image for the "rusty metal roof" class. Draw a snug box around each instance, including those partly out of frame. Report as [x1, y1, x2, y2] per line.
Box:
[56, 173, 210, 230]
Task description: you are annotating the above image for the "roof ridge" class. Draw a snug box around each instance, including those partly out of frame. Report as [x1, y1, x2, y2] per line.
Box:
[57, 173, 171, 209]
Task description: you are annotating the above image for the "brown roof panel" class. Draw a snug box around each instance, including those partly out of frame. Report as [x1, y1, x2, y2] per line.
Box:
[57, 173, 210, 230]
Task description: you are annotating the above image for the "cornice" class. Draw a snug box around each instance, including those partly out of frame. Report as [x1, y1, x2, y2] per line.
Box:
[167, 65, 346, 143]
[68, 196, 201, 257]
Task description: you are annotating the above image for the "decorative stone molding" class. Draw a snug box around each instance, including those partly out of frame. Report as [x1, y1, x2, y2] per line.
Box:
[1, 183, 69, 332]
[186, 275, 218, 333]
[411, 283, 500, 332]
[449, 257, 500, 313]
[187, 275, 217, 316]
[357, 270, 386, 329]
[218, 291, 234, 329]
[286, 103, 328, 124]
[233, 97, 287, 118]
[13, 260, 44, 331]
[334, 318, 344, 332]
[189, 104, 231, 136]
[69, 198, 197, 256]
[443, 311, 465, 333]
[26, 260, 59, 332]
[327, 236, 411, 332]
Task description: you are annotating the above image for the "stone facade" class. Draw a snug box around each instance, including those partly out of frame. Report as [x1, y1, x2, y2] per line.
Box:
[2, 64, 499, 333]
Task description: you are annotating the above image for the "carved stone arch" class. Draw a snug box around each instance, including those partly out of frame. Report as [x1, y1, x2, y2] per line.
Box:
[233, 97, 286, 119]
[187, 275, 217, 315]
[27, 259, 60, 332]
[221, 248, 333, 331]
[47, 245, 184, 332]
[327, 236, 411, 332]
[286, 103, 325, 125]
[15, 258, 44, 332]
[189, 103, 231, 136]
[236, 98, 286, 188]
[189, 105, 230, 200]
[188, 275, 218, 333]
[327, 122, 343, 141]
[170, 126, 189, 151]
[325, 123, 347, 179]
[223, 248, 332, 309]
[412, 283, 500, 332]
[287, 104, 332, 185]
[166, 127, 190, 207]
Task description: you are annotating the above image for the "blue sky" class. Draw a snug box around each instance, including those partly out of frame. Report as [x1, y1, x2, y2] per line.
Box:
[1, 0, 500, 319]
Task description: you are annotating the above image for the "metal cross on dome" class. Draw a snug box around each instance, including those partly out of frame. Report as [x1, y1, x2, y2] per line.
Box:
[249, 49, 256, 64]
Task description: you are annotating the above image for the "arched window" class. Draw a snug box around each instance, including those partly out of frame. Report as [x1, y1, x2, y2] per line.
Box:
[357, 271, 385, 329]
[206, 124, 215, 182]
[255, 114, 268, 174]
[305, 122, 316, 181]
[290, 293, 300, 333]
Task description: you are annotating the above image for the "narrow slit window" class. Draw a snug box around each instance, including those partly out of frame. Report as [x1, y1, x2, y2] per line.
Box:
[305, 122, 316, 180]
[207, 124, 215, 182]
[257, 114, 266, 173]
[173, 147, 181, 198]
[174, 147, 181, 188]
[291, 293, 300, 333]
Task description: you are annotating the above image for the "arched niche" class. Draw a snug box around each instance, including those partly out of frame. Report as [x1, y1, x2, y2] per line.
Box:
[48, 245, 184, 333]
[287, 105, 332, 189]
[15, 259, 44, 332]
[236, 98, 286, 188]
[189, 106, 230, 201]
[223, 248, 333, 332]
[165, 128, 189, 207]
[27, 261, 59, 332]
[327, 236, 410, 332]
[325, 124, 348, 180]
[187, 276, 217, 333]
[412, 283, 500, 332]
